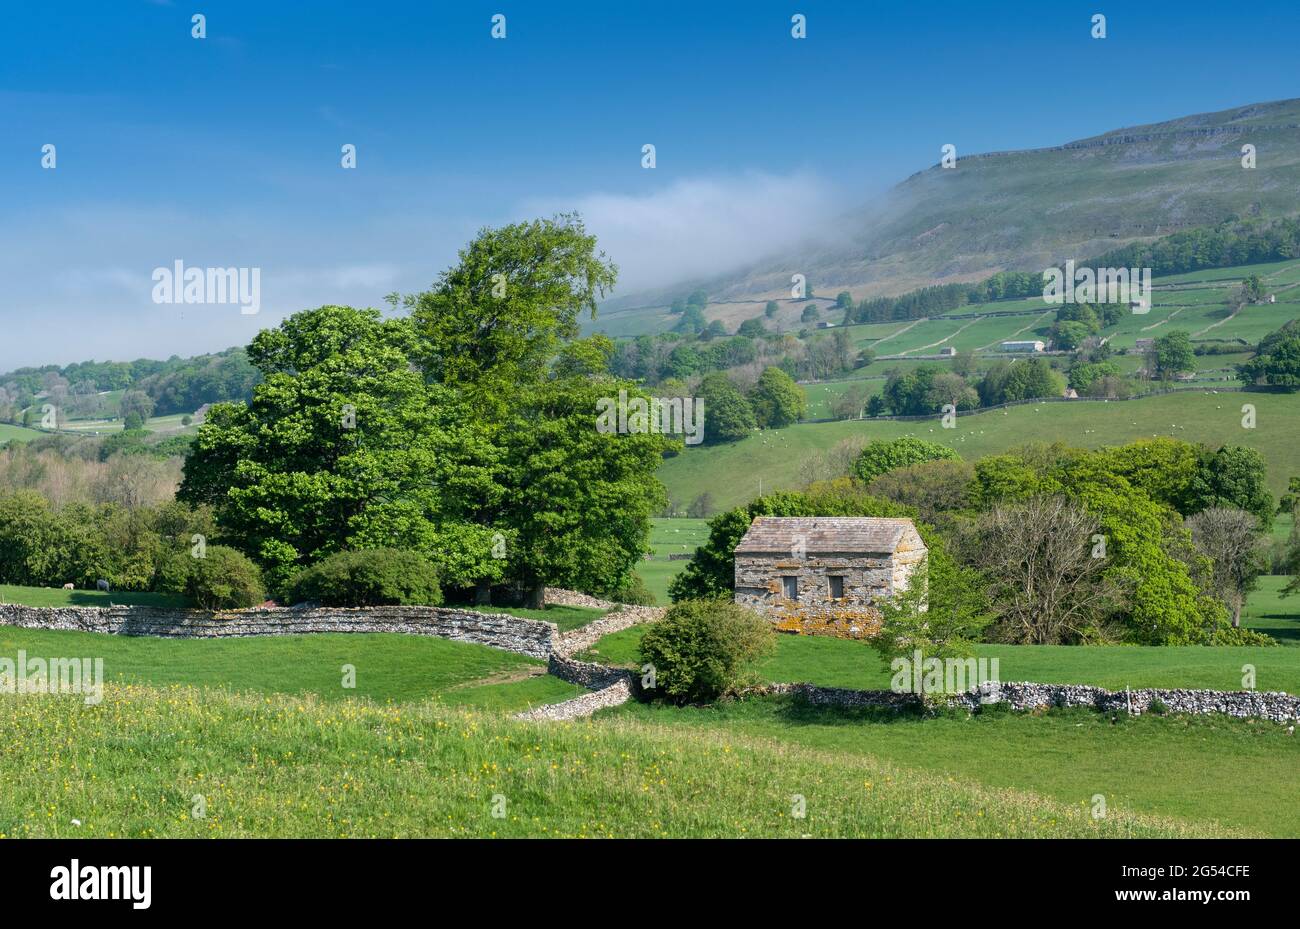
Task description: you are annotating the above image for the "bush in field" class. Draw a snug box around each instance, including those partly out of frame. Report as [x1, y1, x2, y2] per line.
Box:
[164, 545, 265, 610]
[288, 548, 442, 607]
[853, 437, 960, 485]
[638, 599, 774, 704]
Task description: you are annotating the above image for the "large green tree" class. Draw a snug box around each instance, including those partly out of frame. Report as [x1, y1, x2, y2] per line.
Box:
[402, 213, 617, 411]
[748, 366, 806, 428]
[179, 306, 508, 594]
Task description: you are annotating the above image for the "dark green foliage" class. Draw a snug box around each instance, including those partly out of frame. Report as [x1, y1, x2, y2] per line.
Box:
[1090, 216, 1300, 278]
[288, 548, 442, 607]
[638, 599, 775, 703]
[601, 572, 656, 606]
[853, 437, 960, 485]
[698, 373, 755, 444]
[1153, 330, 1195, 379]
[1188, 445, 1274, 531]
[748, 367, 806, 428]
[1238, 320, 1300, 389]
[977, 358, 1062, 406]
[0, 492, 214, 592]
[163, 545, 265, 610]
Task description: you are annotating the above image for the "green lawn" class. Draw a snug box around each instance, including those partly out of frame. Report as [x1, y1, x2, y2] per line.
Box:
[0, 682, 1224, 837]
[660, 390, 1300, 511]
[0, 624, 582, 709]
[0, 585, 189, 608]
[605, 696, 1299, 837]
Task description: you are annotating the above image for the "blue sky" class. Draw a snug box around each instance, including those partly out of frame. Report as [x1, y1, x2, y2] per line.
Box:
[2, 0, 1299, 370]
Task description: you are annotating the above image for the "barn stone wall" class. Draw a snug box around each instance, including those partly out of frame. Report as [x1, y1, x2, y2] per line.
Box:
[735, 552, 918, 637]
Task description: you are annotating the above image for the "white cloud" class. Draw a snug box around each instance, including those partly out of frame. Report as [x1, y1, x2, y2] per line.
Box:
[520, 171, 840, 294]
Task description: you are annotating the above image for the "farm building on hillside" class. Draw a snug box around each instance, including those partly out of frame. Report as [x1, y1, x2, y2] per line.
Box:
[734, 516, 927, 637]
[999, 340, 1045, 353]
[938, 346, 957, 356]
[1135, 338, 1155, 352]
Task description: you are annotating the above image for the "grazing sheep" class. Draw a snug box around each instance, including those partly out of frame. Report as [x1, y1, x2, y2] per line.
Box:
[62, 583, 75, 590]
[96, 579, 110, 592]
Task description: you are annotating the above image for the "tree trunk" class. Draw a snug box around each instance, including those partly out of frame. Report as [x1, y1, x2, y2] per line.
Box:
[474, 581, 492, 606]
[525, 584, 545, 610]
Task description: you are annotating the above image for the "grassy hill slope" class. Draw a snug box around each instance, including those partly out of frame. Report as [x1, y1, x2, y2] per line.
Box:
[659, 390, 1300, 511]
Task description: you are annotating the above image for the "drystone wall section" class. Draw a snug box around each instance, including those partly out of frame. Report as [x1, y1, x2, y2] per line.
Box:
[554, 604, 665, 657]
[547, 654, 636, 690]
[962, 680, 1300, 723]
[543, 588, 618, 610]
[761, 680, 1300, 724]
[514, 680, 633, 722]
[0, 603, 557, 660]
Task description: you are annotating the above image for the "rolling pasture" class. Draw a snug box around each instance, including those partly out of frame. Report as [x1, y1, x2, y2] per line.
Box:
[661, 390, 1300, 511]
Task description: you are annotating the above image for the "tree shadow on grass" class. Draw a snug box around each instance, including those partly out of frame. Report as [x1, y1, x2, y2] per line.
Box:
[767, 695, 931, 728]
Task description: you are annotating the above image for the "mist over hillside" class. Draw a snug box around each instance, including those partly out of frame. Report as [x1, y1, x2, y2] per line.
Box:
[595, 98, 1300, 336]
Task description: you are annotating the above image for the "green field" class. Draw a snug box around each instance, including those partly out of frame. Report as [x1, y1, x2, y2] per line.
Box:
[580, 595, 1300, 692]
[56, 412, 198, 435]
[605, 696, 1298, 837]
[0, 423, 44, 444]
[0, 682, 1226, 837]
[637, 517, 710, 603]
[0, 625, 583, 709]
[661, 390, 1300, 510]
[0, 585, 189, 608]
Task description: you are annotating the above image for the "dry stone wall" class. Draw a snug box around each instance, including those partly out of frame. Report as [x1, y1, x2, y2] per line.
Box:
[554, 604, 665, 657]
[761, 680, 1300, 724]
[0, 603, 556, 660]
[514, 680, 633, 721]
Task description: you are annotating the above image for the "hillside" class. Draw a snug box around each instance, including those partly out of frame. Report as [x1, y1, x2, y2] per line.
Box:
[659, 390, 1300, 512]
[597, 98, 1300, 336]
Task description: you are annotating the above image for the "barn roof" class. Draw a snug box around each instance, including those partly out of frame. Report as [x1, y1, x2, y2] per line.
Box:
[734, 516, 924, 555]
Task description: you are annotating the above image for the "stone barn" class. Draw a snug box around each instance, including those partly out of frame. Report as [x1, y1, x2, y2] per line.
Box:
[733, 516, 927, 637]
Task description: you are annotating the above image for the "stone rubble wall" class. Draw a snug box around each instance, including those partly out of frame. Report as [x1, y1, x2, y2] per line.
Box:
[543, 588, 618, 610]
[547, 653, 637, 690]
[514, 680, 633, 721]
[760, 679, 1300, 724]
[554, 603, 665, 657]
[0, 603, 557, 661]
[960, 680, 1300, 723]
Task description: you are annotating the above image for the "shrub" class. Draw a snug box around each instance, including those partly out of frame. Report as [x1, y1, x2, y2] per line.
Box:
[164, 545, 265, 610]
[853, 437, 961, 485]
[288, 548, 442, 607]
[638, 599, 774, 704]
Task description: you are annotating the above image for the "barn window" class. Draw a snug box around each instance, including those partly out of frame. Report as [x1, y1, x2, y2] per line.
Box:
[782, 576, 798, 601]
[829, 576, 845, 599]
